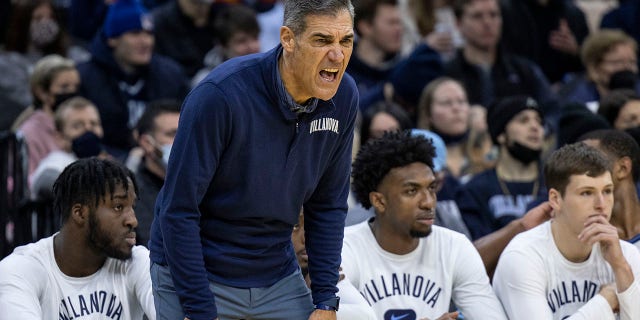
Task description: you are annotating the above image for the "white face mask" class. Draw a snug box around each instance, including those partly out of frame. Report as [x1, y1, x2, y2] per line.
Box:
[30, 18, 59, 47]
[160, 143, 172, 167]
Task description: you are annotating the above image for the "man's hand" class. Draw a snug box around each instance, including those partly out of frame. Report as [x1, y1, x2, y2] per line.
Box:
[520, 201, 552, 231]
[308, 309, 337, 320]
[419, 311, 460, 320]
[549, 19, 579, 55]
[579, 215, 634, 293]
[599, 283, 620, 312]
[425, 31, 454, 54]
[578, 215, 625, 266]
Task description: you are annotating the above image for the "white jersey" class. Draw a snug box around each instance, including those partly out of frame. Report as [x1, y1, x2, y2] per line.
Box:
[493, 221, 640, 320]
[0, 235, 155, 320]
[341, 221, 506, 320]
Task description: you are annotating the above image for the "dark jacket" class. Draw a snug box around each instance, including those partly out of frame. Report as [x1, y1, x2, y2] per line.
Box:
[500, 0, 589, 83]
[444, 49, 555, 111]
[455, 168, 547, 240]
[600, 0, 640, 50]
[151, 1, 219, 77]
[77, 33, 189, 155]
[133, 162, 164, 248]
[149, 46, 358, 320]
[346, 43, 401, 99]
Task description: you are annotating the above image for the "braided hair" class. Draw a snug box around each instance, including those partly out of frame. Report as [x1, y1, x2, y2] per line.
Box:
[52, 158, 138, 224]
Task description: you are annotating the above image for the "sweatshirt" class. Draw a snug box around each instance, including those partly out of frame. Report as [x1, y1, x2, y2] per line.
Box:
[149, 46, 358, 320]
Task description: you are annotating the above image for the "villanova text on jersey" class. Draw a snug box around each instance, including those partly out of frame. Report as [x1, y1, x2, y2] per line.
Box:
[547, 280, 598, 314]
[59, 290, 124, 320]
[361, 273, 443, 308]
[309, 117, 339, 134]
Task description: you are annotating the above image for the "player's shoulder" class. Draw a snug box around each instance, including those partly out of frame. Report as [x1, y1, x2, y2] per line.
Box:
[0, 237, 52, 278]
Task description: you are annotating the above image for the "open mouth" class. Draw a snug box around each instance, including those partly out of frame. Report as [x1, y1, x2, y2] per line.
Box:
[319, 68, 339, 82]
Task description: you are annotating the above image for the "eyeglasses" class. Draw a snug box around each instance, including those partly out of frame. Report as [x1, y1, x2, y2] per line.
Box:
[601, 59, 638, 69]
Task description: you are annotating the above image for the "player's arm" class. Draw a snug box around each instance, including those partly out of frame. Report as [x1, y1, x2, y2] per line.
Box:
[474, 201, 551, 278]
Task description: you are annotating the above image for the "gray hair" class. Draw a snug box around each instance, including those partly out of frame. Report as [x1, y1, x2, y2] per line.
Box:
[283, 0, 355, 36]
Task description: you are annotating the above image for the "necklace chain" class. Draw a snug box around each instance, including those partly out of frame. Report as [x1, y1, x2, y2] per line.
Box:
[496, 172, 539, 198]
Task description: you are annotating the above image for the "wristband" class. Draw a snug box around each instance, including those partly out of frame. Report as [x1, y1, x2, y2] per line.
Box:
[315, 297, 340, 311]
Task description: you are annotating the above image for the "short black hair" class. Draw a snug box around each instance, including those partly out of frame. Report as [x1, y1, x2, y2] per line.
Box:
[597, 89, 640, 127]
[214, 5, 261, 46]
[579, 129, 640, 183]
[360, 100, 413, 144]
[352, 130, 435, 208]
[353, 0, 397, 36]
[135, 99, 181, 136]
[53, 158, 138, 224]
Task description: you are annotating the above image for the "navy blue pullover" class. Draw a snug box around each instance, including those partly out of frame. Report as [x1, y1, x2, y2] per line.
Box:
[148, 46, 358, 320]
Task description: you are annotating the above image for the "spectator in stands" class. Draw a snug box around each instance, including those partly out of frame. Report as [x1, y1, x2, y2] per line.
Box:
[68, 0, 170, 46]
[417, 76, 494, 180]
[359, 42, 443, 120]
[500, 0, 589, 84]
[0, 0, 86, 109]
[600, 0, 640, 60]
[445, 0, 555, 112]
[30, 97, 106, 202]
[598, 89, 640, 130]
[400, 0, 463, 60]
[555, 102, 611, 148]
[559, 30, 639, 108]
[456, 95, 546, 240]
[0, 158, 156, 319]
[151, 0, 222, 78]
[131, 99, 180, 248]
[11, 54, 80, 178]
[347, 0, 404, 99]
[191, 4, 261, 87]
[4, 0, 86, 62]
[77, 0, 189, 160]
[359, 100, 412, 145]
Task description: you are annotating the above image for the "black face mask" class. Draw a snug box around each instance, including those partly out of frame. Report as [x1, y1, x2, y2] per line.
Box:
[431, 126, 469, 145]
[72, 131, 103, 158]
[506, 141, 541, 165]
[52, 92, 78, 112]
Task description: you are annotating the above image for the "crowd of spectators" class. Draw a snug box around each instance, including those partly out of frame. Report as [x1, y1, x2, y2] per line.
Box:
[2, 0, 640, 319]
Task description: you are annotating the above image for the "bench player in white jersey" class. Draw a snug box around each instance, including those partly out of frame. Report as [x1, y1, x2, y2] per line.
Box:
[493, 142, 640, 319]
[0, 158, 155, 319]
[344, 130, 507, 320]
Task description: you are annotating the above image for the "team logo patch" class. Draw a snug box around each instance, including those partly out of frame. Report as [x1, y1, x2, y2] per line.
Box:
[384, 309, 416, 320]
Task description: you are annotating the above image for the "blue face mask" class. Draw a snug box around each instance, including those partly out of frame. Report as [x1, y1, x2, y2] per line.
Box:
[160, 143, 172, 167]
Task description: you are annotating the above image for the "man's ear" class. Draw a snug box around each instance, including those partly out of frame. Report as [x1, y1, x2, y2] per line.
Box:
[614, 156, 632, 181]
[370, 191, 385, 214]
[356, 20, 372, 38]
[280, 26, 295, 52]
[497, 132, 506, 145]
[107, 37, 118, 49]
[70, 203, 89, 225]
[548, 188, 561, 213]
